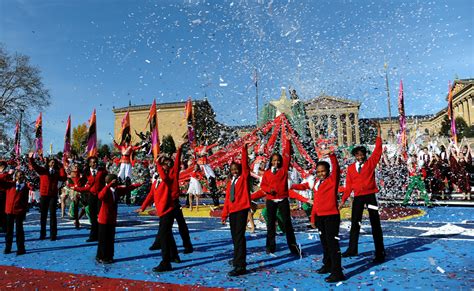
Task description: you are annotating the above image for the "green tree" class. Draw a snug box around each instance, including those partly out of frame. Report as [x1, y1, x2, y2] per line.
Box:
[160, 134, 176, 155]
[0, 44, 51, 149]
[439, 116, 470, 139]
[98, 143, 112, 159]
[72, 123, 88, 155]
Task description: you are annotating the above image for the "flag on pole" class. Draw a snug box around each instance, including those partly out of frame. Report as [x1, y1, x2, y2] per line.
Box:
[184, 97, 195, 148]
[13, 121, 21, 157]
[86, 109, 97, 157]
[398, 80, 407, 152]
[34, 113, 43, 158]
[120, 111, 131, 144]
[147, 100, 160, 160]
[63, 115, 71, 164]
[447, 81, 457, 144]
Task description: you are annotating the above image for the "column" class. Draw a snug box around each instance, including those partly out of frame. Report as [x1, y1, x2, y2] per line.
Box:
[463, 99, 470, 125]
[345, 113, 353, 145]
[327, 114, 332, 138]
[354, 112, 361, 144]
[468, 98, 474, 126]
[337, 113, 343, 146]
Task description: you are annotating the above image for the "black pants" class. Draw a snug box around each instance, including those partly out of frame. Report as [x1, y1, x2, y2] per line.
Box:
[0, 191, 6, 233]
[346, 194, 385, 257]
[159, 211, 178, 266]
[97, 223, 116, 261]
[40, 195, 57, 239]
[5, 213, 25, 252]
[151, 199, 193, 250]
[316, 214, 342, 275]
[88, 193, 101, 240]
[266, 198, 298, 253]
[208, 177, 220, 206]
[230, 209, 248, 268]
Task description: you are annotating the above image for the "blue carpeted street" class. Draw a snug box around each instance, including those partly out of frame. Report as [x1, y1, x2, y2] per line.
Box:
[1, 205, 473, 289]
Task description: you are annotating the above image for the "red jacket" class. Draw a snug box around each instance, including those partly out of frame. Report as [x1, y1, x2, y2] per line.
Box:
[341, 137, 382, 205]
[141, 152, 181, 217]
[0, 174, 29, 215]
[170, 146, 183, 201]
[75, 168, 108, 196]
[291, 154, 340, 223]
[222, 144, 251, 220]
[98, 183, 141, 224]
[251, 138, 291, 200]
[29, 158, 67, 197]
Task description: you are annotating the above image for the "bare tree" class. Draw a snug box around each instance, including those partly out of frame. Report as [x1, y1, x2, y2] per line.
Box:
[0, 44, 51, 151]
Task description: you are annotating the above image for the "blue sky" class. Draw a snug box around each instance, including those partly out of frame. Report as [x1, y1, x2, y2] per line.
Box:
[1, 0, 473, 150]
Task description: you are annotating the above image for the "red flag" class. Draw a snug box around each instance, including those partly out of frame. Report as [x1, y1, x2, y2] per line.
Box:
[120, 111, 131, 144]
[86, 109, 97, 157]
[147, 100, 160, 160]
[63, 115, 71, 164]
[447, 81, 457, 144]
[184, 97, 195, 147]
[34, 113, 43, 158]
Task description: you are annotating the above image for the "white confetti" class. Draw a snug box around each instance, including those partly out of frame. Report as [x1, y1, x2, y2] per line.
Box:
[144, 59, 151, 63]
[334, 236, 340, 240]
[436, 266, 445, 273]
[368, 204, 378, 210]
[336, 282, 343, 286]
[370, 271, 375, 275]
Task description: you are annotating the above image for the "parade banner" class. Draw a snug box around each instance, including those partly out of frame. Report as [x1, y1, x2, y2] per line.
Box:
[147, 99, 160, 160]
[447, 81, 457, 144]
[63, 115, 71, 164]
[120, 111, 131, 144]
[398, 80, 407, 152]
[184, 97, 196, 148]
[86, 109, 97, 157]
[34, 112, 43, 158]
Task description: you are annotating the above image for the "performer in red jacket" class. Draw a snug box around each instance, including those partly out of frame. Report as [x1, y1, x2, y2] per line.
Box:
[339, 122, 385, 263]
[29, 153, 67, 241]
[221, 141, 252, 276]
[0, 170, 29, 255]
[96, 174, 141, 264]
[148, 145, 193, 254]
[291, 152, 345, 283]
[73, 156, 108, 242]
[140, 144, 183, 272]
[251, 134, 301, 256]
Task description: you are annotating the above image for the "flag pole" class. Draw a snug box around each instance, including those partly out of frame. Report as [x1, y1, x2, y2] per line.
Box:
[255, 68, 259, 125]
[384, 62, 393, 141]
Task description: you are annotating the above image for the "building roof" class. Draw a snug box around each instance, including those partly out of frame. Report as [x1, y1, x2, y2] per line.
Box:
[304, 94, 361, 109]
[112, 99, 209, 113]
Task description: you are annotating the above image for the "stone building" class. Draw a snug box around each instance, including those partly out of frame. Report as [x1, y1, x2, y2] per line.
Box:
[377, 79, 474, 141]
[304, 95, 361, 145]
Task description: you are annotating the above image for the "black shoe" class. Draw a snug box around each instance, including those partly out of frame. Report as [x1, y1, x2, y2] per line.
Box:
[4, 249, 12, 254]
[172, 256, 182, 263]
[228, 267, 247, 277]
[373, 254, 386, 264]
[152, 263, 172, 273]
[149, 244, 161, 251]
[341, 251, 357, 258]
[325, 273, 346, 283]
[266, 249, 275, 254]
[50, 237, 57, 241]
[86, 238, 97, 243]
[102, 258, 114, 264]
[316, 265, 331, 274]
[39, 235, 46, 240]
[290, 245, 302, 257]
[16, 249, 26, 256]
[95, 257, 103, 264]
[183, 247, 194, 254]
